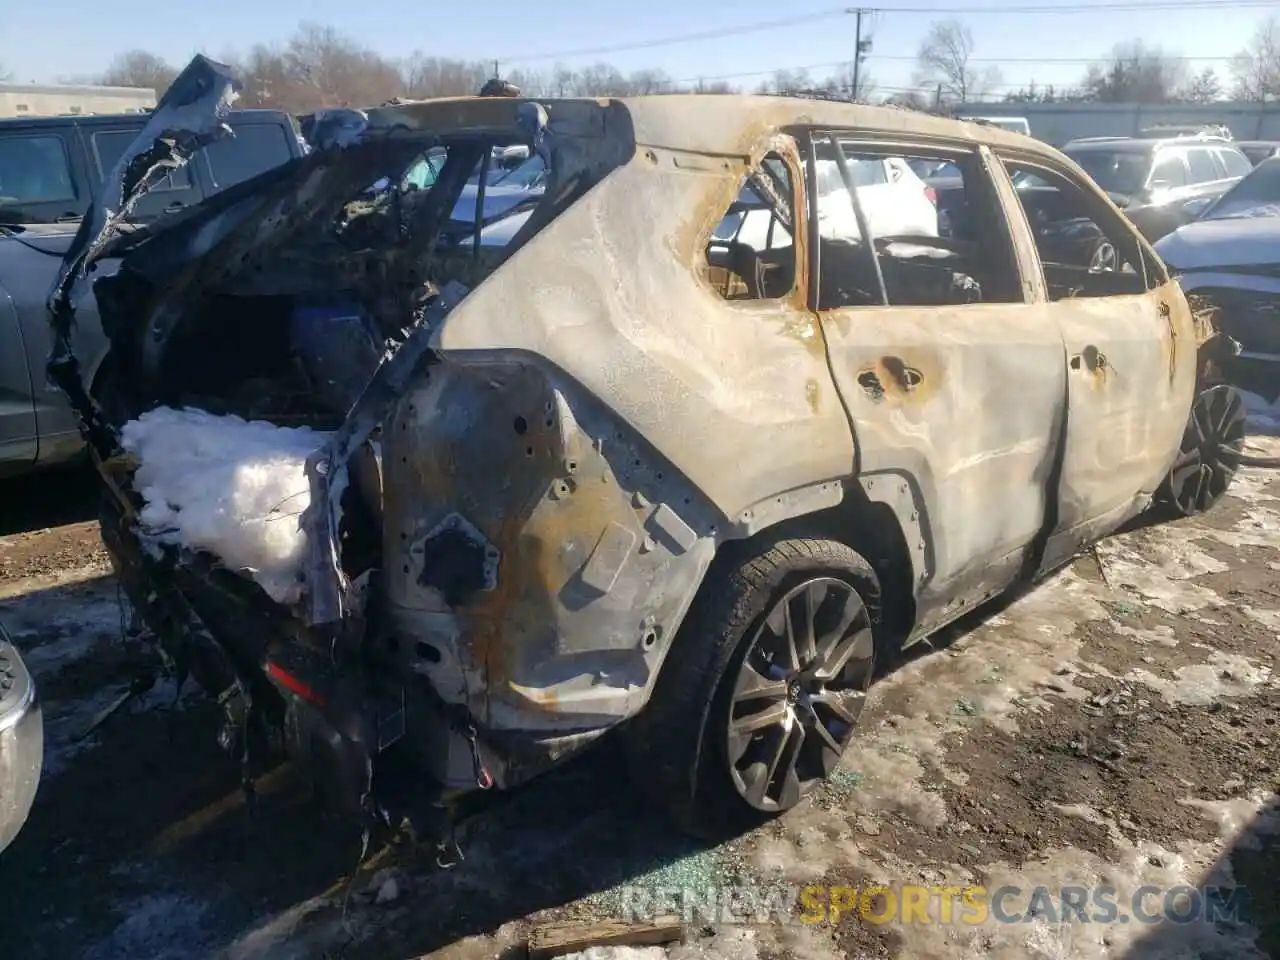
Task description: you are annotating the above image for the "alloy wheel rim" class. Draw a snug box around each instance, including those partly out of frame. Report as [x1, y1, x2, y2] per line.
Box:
[725, 577, 874, 812]
[1167, 384, 1246, 515]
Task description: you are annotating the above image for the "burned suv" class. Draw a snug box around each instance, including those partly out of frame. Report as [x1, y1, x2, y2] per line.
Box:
[48, 57, 1243, 841]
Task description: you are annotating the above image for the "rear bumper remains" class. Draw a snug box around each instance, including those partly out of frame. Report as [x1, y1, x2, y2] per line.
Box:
[0, 622, 43, 854]
[94, 475, 492, 828]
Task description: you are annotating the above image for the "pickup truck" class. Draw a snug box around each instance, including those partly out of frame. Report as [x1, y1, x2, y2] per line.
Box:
[0, 109, 304, 477]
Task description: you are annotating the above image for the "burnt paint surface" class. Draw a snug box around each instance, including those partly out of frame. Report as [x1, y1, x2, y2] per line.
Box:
[380, 360, 718, 737]
[379, 108, 1206, 737]
[819, 303, 1066, 613]
[1037, 282, 1196, 570]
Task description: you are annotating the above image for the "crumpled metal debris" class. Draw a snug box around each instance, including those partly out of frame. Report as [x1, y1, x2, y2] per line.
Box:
[45, 54, 241, 453]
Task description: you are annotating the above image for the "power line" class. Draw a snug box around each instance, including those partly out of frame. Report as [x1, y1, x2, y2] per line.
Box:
[664, 58, 1239, 92]
[874, 53, 1239, 62]
[498, 0, 1271, 65]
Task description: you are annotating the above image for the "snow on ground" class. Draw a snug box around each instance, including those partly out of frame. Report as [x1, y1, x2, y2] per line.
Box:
[1242, 390, 1280, 435]
[120, 407, 330, 604]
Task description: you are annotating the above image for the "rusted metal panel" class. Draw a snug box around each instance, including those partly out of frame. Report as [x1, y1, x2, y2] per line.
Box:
[431, 137, 856, 529]
[1041, 282, 1197, 561]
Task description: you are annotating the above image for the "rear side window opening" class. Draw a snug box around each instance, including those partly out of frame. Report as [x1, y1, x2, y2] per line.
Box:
[807, 136, 1024, 310]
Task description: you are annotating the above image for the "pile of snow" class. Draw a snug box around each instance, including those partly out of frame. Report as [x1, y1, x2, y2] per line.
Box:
[120, 407, 330, 604]
[1242, 388, 1280, 434]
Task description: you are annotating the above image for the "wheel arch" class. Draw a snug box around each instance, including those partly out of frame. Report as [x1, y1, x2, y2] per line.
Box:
[711, 473, 927, 649]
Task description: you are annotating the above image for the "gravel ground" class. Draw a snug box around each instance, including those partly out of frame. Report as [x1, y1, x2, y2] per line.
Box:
[0, 451, 1276, 960]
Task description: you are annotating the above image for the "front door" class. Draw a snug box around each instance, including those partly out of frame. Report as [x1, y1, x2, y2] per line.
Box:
[808, 132, 1067, 633]
[994, 153, 1194, 574]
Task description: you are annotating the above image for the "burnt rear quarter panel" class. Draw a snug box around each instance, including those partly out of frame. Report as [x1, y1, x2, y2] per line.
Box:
[380, 133, 858, 733]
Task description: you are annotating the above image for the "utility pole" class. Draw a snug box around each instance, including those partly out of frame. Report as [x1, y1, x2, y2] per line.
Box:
[492, 59, 500, 79]
[849, 8, 873, 102]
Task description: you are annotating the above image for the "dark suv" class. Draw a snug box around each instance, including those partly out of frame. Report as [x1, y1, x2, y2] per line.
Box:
[1044, 135, 1253, 241]
[0, 109, 302, 225]
[1, 109, 304, 476]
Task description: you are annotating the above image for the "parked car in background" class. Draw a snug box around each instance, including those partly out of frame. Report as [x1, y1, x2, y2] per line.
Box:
[0, 621, 41, 855]
[1139, 123, 1233, 141]
[1043, 135, 1253, 242]
[1235, 141, 1280, 167]
[1155, 156, 1280, 400]
[52, 59, 1238, 842]
[715, 153, 939, 259]
[0, 108, 305, 477]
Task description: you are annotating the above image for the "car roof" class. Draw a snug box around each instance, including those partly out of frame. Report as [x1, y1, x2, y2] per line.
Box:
[363, 94, 1057, 157]
[1064, 136, 1241, 154]
[1063, 139, 1158, 154]
[0, 108, 288, 128]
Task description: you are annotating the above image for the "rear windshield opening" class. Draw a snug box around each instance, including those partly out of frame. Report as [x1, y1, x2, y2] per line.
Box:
[108, 131, 586, 433]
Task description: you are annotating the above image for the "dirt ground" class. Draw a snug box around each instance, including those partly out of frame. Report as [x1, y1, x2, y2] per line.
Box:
[0, 447, 1276, 960]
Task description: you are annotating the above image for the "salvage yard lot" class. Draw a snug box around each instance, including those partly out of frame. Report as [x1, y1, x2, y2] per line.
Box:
[0, 445, 1277, 960]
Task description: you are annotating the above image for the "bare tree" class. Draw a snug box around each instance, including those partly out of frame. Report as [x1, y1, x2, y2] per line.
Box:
[1231, 15, 1280, 101]
[401, 53, 490, 98]
[505, 67, 550, 98]
[915, 19, 1001, 105]
[573, 63, 631, 96]
[1003, 82, 1062, 103]
[1080, 41, 1188, 103]
[882, 90, 930, 111]
[692, 78, 736, 94]
[756, 68, 814, 95]
[229, 45, 304, 110]
[0, 61, 11, 83]
[99, 50, 178, 92]
[284, 22, 401, 107]
[1179, 67, 1222, 103]
[627, 68, 672, 95]
[816, 62, 876, 102]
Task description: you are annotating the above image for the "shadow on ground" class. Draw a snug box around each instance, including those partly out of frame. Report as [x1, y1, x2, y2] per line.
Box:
[1119, 800, 1279, 959]
[0, 461, 98, 537]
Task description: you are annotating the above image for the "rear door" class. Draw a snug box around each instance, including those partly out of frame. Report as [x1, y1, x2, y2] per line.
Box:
[808, 131, 1067, 630]
[84, 122, 205, 220]
[993, 151, 1194, 573]
[0, 283, 36, 466]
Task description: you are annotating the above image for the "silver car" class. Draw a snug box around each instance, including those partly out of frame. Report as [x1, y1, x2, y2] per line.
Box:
[0, 621, 42, 854]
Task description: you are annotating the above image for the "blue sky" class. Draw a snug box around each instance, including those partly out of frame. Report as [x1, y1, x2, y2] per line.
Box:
[1, 0, 1267, 97]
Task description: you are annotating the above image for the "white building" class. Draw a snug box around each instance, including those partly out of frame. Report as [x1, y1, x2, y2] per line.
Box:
[0, 82, 155, 118]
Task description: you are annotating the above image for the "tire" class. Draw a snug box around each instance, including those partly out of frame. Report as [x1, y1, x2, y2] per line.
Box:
[1157, 382, 1246, 517]
[624, 535, 881, 840]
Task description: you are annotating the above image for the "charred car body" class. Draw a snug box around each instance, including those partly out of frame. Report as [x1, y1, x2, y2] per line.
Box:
[47, 57, 1243, 840]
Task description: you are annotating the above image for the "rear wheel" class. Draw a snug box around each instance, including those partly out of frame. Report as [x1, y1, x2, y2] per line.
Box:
[1159, 383, 1246, 516]
[625, 536, 880, 839]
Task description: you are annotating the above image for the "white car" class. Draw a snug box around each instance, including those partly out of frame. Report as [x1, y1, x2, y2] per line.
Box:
[714, 154, 939, 254]
[460, 152, 942, 258]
